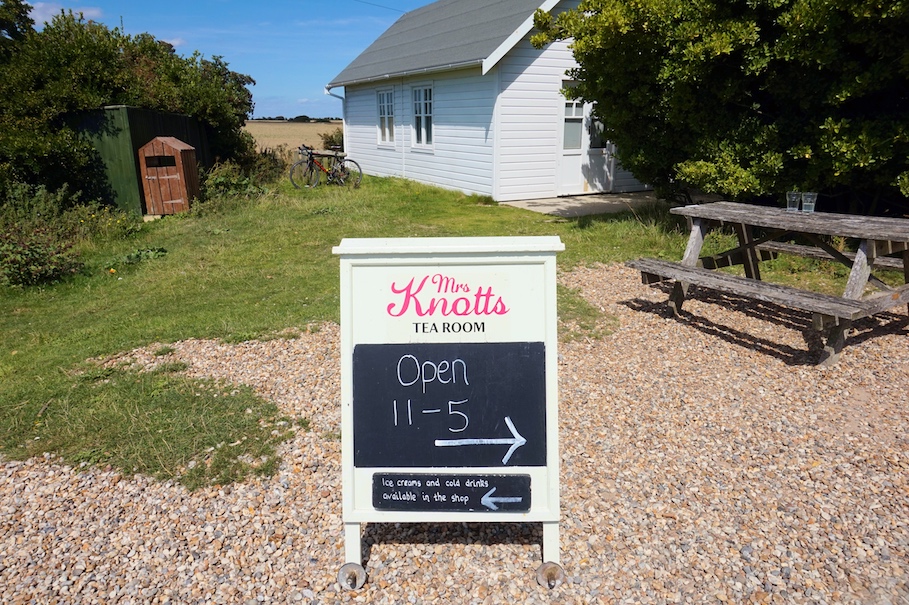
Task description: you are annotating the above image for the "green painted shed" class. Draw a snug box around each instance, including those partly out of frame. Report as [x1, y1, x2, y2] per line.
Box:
[70, 105, 211, 216]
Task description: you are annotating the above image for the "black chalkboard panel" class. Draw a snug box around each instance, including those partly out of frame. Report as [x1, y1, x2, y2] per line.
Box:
[353, 342, 546, 468]
[373, 473, 531, 512]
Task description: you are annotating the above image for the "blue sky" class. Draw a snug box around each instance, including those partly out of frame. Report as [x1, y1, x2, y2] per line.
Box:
[28, 0, 431, 118]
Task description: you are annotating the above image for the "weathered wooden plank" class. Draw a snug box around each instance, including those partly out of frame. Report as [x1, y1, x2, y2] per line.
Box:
[700, 232, 784, 269]
[756, 241, 904, 270]
[626, 258, 872, 319]
[844, 240, 873, 300]
[670, 218, 708, 314]
[733, 223, 761, 280]
[680, 217, 707, 266]
[904, 250, 909, 315]
[671, 202, 909, 243]
[860, 284, 909, 315]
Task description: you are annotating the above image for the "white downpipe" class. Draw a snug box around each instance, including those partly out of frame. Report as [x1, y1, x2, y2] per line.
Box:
[324, 87, 348, 154]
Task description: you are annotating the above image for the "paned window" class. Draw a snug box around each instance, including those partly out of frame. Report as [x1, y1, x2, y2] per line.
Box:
[413, 86, 433, 147]
[377, 90, 394, 144]
[563, 100, 584, 150]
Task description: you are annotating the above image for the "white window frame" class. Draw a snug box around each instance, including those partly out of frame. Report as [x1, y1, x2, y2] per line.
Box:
[377, 88, 395, 146]
[411, 84, 433, 149]
[563, 99, 584, 150]
[562, 80, 608, 151]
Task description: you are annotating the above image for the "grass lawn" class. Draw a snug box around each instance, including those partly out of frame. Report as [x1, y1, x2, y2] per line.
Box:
[2, 175, 880, 488]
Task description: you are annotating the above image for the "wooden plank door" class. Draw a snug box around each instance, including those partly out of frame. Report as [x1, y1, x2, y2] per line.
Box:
[139, 140, 188, 215]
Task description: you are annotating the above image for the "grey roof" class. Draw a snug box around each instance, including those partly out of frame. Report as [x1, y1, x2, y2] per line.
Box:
[328, 0, 552, 88]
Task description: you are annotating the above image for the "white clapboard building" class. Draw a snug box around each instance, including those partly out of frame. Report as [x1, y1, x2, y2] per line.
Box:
[326, 0, 648, 202]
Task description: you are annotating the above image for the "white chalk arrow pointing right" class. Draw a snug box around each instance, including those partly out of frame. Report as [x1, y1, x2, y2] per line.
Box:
[434, 416, 527, 464]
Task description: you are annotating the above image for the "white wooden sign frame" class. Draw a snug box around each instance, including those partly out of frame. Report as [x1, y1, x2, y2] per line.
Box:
[333, 236, 564, 585]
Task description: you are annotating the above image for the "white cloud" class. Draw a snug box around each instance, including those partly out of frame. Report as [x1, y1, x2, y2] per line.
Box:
[31, 3, 103, 25]
[163, 37, 187, 48]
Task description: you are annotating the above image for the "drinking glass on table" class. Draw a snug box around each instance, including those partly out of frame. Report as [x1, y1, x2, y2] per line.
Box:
[786, 191, 801, 212]
[801, 192, 817, 212]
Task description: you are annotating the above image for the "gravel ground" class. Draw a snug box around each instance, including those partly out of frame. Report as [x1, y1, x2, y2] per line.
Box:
[2, 263, 908, 604]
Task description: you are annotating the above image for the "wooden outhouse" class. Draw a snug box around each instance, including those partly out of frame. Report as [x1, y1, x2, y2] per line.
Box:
[71, 105, 210, 216]
[138, 137, 201, 215]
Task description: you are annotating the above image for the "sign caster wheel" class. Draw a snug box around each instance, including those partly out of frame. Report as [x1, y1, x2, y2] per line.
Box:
[338, 563, 367, 590]
[535, 561, 564, 589]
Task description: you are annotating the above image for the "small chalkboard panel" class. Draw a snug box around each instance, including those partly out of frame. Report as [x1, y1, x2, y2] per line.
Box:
[353, 342, 546, 468]
[373, 473, 531, 512]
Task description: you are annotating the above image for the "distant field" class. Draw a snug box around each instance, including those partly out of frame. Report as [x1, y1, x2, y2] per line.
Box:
[243, 120, 342, 154]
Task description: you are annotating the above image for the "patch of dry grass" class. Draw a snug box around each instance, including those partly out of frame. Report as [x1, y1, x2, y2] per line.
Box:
[243, 120, 342, 158]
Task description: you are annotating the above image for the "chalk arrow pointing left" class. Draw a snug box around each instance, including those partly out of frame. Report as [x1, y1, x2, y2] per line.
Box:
[480, 487, 524, 511]
[434, 416, 527, 464]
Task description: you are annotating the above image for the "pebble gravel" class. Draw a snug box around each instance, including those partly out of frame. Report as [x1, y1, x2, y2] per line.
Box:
[2, 263, 908, 604]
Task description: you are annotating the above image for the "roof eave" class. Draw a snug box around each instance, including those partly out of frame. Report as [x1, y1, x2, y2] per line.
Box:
[328, 59, 484, 90]
[482, 0, 563, 75]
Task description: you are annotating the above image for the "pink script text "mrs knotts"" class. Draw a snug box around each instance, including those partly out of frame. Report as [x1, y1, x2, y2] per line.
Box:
[386, 274, 509, 318]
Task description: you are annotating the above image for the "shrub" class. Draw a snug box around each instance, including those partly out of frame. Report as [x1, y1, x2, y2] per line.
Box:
[202, 162, 264, 205]
[0, 183, 140, 240]
[0, 182, 77, 231]
[320, 127, 344, 152]
[199, 146, 289, 204]
[64, 203, 142, 241]
[249, 146, 288, 184]
[0, 226, 82, 286]
[0, 183, 139, 287]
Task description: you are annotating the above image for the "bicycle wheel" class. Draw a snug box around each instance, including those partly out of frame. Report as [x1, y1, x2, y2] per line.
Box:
[289, 160, 314, 189]
[308, 162, 322, 187]
[334, 159, 362, 189]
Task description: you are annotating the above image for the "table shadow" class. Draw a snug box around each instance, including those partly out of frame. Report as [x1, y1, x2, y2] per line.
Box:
[622, 284, 908, 366]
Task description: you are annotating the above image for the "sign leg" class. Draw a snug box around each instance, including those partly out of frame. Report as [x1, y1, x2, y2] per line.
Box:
[338, 522, 367, 590]
[344, 522, 362, 564]
[542, 521, 560, 563]
[537, 524, 565, 589]
[338, 562, 367, 590]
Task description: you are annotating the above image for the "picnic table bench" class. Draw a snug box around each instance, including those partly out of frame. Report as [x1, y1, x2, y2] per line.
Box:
[626, 201, 909, 365]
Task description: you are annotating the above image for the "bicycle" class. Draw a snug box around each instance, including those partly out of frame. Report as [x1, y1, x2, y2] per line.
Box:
[289, 144, 362, 189]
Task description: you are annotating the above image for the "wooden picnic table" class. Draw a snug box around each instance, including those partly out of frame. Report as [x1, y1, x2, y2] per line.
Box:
[627, 201, 909, 365]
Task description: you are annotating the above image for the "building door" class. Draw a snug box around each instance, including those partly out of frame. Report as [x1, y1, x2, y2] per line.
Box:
[558, 85, 614, 196]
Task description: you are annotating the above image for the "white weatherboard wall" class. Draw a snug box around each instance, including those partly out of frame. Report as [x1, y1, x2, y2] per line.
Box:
[343, 68, 497, 197]
[613, 161, 647, 193]
[342, 38, 579, 203]
[493, 37, 577, 202]
[333, 236, 564, 566]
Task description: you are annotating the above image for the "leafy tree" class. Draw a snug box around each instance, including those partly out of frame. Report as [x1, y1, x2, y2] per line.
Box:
[0, 5, 256, 202]
[0, 0, 32, 59]
[120, 34, 255, 163]
[534, 0, 909, 214]
[0, 10, 126, 200]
